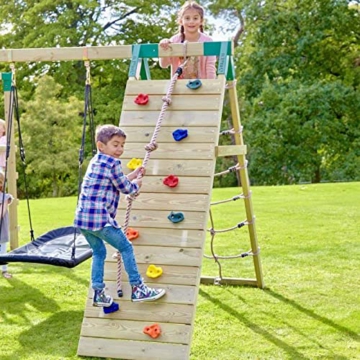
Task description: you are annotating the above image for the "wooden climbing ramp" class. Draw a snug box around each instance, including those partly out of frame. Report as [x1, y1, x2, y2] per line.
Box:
[77, 77, 226, 359]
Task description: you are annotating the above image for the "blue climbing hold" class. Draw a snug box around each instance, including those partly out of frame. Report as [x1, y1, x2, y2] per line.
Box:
[168, 211, 185, 223]
[186, 79, 202, 90]
[172, 129, 188, 141]
[103, 302, 120, 314]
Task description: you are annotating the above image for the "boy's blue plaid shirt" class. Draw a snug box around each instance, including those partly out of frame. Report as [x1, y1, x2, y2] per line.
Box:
[74, 152, 139, 230]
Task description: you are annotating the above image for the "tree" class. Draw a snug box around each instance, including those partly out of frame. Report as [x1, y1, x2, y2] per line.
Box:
[19, 76, 83, 197]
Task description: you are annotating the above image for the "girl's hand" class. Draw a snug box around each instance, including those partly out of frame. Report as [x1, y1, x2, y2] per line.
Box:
[160, 39, 172, 51]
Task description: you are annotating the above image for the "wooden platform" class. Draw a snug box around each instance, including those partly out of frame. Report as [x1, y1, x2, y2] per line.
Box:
[77, 78, 226, 360]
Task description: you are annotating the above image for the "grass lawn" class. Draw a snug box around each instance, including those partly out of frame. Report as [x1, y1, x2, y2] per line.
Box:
[0, 182, 359, 360]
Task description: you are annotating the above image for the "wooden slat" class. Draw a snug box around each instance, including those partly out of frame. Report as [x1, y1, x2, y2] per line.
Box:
[84, 299, 194, 324]
[125, 79, 223, 95]
[120, 126, 218, 143]
[120, 159, 215, 177]
[123, 95, 222, 111]
[80, 318, 191, 344]
[215, 145, 247, 157]
[123, 142, 215, 160]
[118, 193, 209, 212]
[120, 110, 219, 127]
[116, 209, 207, 230]
[78, 337, 189, 360]
[87, 282, 197, 305]
[105, 263, 200, 286]
[126, 175, 212, 194]
[105, 245, 203, 267]
[103, 228, 204, 248]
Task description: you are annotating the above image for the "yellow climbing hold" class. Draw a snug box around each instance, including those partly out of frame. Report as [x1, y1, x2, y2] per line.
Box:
[146, 264, 163, 279]
[127, 158, 142, 170]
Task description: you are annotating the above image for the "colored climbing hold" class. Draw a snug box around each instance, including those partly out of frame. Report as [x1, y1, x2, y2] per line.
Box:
[168, 211, 184, 223]
[126, 228, 139, 241]
[143, 324, 162, 339]
[134, 93, 149, 105]
[163, 175, 179, 188]
[127, 158, 142, 170]
[172, 129, 188, 141]
[103, 302, 120, 314]
[146, 264, 163, 279]
[186, 79, 202, 90]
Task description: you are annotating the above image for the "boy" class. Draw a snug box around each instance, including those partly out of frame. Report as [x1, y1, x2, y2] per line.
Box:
[74, 124, 166, 307]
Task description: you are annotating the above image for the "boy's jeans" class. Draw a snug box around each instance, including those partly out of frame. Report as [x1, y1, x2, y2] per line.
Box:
[81, 226, 142, 290]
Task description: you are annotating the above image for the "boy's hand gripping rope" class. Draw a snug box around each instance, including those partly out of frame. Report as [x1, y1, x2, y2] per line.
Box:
[114, 55, 189, 297]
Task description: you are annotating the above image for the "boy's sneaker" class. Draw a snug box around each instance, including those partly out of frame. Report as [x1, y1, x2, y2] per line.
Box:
[131, 283, 166, 302]
[93, 289, 113, 307]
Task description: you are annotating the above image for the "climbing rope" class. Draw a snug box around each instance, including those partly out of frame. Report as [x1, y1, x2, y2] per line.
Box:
[114, 49, 189, 297]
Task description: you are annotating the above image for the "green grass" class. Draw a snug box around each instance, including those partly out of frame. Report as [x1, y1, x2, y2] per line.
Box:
[1, 182, 359, 360]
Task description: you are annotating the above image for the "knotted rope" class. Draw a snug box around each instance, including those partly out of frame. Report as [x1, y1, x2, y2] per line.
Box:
[115, 52, 189, 296]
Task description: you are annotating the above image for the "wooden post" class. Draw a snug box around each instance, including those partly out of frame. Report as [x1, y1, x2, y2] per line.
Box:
[227, 82, 265, 289]
[1, 72, 19, 250]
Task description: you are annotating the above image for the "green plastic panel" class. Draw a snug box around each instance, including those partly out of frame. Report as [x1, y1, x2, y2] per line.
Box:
[1, 72, 12, 91]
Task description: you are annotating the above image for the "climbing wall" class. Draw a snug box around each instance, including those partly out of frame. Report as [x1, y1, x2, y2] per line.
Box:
[77, 77, 226, 360]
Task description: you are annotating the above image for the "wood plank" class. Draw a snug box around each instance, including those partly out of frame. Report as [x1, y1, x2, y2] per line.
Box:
[120, 126, 218, 143]
[215, 145, 247, 157]
[123, 142, 215, 160]
[77, 337, 189, 360]
[118, 193, 209, 212]
[120, 159, 215, 177]
[105, 245, 203, 267]
[123, 175, 212, 194]
[87, 282, 197, 305]
[123, 95, 222, 111]
[84, 299, 194, 324]
[105, 263, 200, 286]
[80, 318, 191, 344]
[125, 79, 223, 95]
[115, 209, 207, 230]
[103, 228, 204, 248]
[120, 110, 219, 127]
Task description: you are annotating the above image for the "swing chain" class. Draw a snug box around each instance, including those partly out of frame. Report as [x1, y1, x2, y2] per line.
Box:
[10, 63, 16, 86]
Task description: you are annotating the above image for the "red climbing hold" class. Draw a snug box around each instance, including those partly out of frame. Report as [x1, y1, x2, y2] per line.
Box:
[134, 93, 149, 105]
[163, 175, 179, 188]
[143, 324, 162, 339]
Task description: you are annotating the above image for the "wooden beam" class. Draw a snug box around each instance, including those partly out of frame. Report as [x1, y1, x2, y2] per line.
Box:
[215, 145, 247, 157]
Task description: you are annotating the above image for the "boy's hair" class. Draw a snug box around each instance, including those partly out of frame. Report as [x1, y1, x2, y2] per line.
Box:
[178, 1, 205, 42]
[96, 125, 126, 144]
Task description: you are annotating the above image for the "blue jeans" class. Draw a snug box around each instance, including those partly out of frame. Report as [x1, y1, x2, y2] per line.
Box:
[81, 226, 142, 290]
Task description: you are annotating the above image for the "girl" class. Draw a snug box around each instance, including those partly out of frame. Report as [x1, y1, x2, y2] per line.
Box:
[0, 119, 7, 171]
[159, 1, 217, 79]
[0, 171, 13, 279]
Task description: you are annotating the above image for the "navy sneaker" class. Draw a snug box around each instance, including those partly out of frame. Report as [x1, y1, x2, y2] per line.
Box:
[93, 289, 113, 307]
[131, 283, 166, 302]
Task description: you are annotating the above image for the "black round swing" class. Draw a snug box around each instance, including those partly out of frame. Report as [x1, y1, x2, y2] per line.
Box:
[0, 71, 95, 269]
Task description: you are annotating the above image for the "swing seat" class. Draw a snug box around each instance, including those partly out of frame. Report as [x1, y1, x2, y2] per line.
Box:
[0, 226, 92, 268]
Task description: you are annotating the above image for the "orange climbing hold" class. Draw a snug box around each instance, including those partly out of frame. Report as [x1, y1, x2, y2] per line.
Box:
[134, 93, 149, 105]
[146, 264, 163, 278]
[126, 228, 139, 241]
[143, 324, 162, 339]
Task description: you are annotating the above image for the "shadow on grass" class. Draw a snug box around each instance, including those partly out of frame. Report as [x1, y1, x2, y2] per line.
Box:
[0, 276, 60, 325]
[199, 288, 311, 360]
[1, 310, 84, 360]
[265, 289, 360, 342]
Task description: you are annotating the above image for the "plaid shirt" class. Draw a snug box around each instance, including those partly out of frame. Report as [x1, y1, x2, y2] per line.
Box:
[74, 152, 139, 230]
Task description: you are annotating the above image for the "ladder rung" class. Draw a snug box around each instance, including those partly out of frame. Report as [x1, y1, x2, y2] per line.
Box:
[215, 145, 247, 157]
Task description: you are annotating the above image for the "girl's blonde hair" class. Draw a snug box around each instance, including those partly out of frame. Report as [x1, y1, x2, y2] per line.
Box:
[0, 119, 6, 135]
[177, 1, 205, 43]
[0, 171, 4, 191]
